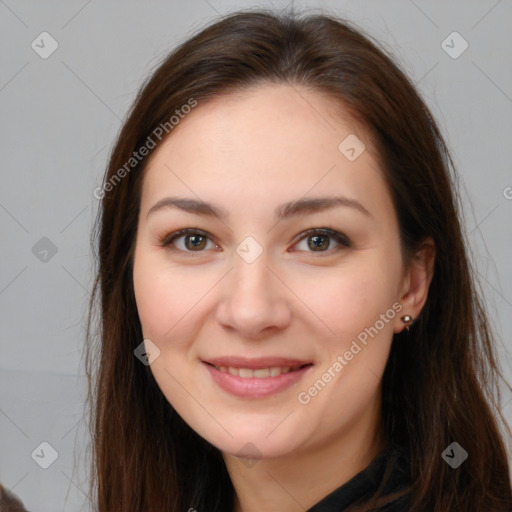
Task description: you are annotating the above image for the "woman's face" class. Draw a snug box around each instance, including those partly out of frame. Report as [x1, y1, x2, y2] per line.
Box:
[133, 83, 412, 460]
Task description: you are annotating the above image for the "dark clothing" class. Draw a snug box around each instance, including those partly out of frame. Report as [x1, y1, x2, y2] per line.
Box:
[307, 445, 411, 511]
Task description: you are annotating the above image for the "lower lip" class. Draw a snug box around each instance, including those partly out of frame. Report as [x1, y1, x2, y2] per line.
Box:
[203, 362, 313, 398]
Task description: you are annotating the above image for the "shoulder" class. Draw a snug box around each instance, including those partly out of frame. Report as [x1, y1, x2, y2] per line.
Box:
[307, 443, 412, 512]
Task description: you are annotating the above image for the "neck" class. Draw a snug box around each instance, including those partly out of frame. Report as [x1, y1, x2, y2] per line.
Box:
[224, 396, 384, 512]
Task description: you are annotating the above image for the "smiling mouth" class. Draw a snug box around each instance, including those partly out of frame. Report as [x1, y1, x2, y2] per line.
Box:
[203, 360, 314, 398]
[207, 363, 312, 379]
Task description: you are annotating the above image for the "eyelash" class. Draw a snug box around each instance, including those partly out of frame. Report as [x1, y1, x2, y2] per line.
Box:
[159, 227, 351, 256]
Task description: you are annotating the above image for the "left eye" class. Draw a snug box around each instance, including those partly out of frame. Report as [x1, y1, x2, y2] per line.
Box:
[293, 228, 351, 253]
[161, 228, 350, 254]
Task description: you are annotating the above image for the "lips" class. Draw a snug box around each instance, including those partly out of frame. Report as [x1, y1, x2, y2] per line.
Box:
[202, 356, 313, 398]
[203, 356, 311, 369]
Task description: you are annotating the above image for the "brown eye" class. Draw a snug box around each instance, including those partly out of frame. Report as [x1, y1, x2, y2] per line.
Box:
[160, 227, 350, 255]
[183, 233, 207, 250]
[307, 234, 330, 251]
[161, 229, 217, 252]
[293, 228, 351, 254]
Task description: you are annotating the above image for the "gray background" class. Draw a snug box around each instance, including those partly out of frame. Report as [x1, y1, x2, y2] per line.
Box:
[1, 1, 511, 510]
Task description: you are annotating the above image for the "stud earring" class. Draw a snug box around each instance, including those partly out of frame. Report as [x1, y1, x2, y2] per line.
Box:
[400, 314, 413, 332]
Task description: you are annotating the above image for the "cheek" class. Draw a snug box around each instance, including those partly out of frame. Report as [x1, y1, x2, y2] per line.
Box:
[133, 251, 185, 341]
[304, 255, 401, 405]
[133, 249, 219, 347]
[133, 253, 201, 398]
[289, 254, 401, 342]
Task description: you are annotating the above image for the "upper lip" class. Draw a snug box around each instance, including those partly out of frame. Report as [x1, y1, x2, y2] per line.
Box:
[203, 356, 312, 369]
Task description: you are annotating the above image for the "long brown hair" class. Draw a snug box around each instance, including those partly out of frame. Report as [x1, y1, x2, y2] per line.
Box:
[86, 9, 512, 511]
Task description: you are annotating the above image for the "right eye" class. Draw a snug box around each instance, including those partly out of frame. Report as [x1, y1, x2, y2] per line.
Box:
[160, 228, 220, 253]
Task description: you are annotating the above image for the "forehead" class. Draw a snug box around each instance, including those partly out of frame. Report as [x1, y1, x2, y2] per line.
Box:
[147, 83, 367, 164]
[140, 83, 390, 219]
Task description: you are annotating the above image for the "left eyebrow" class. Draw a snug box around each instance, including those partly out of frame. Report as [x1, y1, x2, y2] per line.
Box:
[277, 196, 372, 220]
[146, 195, 373, 220]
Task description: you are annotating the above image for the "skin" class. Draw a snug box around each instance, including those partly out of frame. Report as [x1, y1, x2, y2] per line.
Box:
[132, 83, 435, 511]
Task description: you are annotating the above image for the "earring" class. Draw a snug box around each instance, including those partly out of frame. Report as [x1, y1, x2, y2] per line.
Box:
[400, 314, 413, 332]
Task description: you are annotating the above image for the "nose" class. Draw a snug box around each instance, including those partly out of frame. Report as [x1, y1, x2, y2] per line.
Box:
[215, 250, 291, 339]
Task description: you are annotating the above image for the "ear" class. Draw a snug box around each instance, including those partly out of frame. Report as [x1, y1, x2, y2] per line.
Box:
[393, 237, 436, 334]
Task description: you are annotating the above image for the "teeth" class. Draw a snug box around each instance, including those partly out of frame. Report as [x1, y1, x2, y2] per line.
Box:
[270, 367, 281, 377]
[214, 365, 304, 378]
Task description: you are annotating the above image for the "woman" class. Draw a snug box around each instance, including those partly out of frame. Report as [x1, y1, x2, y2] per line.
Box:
[86, 9, 512, 511]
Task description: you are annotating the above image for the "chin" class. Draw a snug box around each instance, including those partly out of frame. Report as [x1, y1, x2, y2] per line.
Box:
[199, 422, 305, 461]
